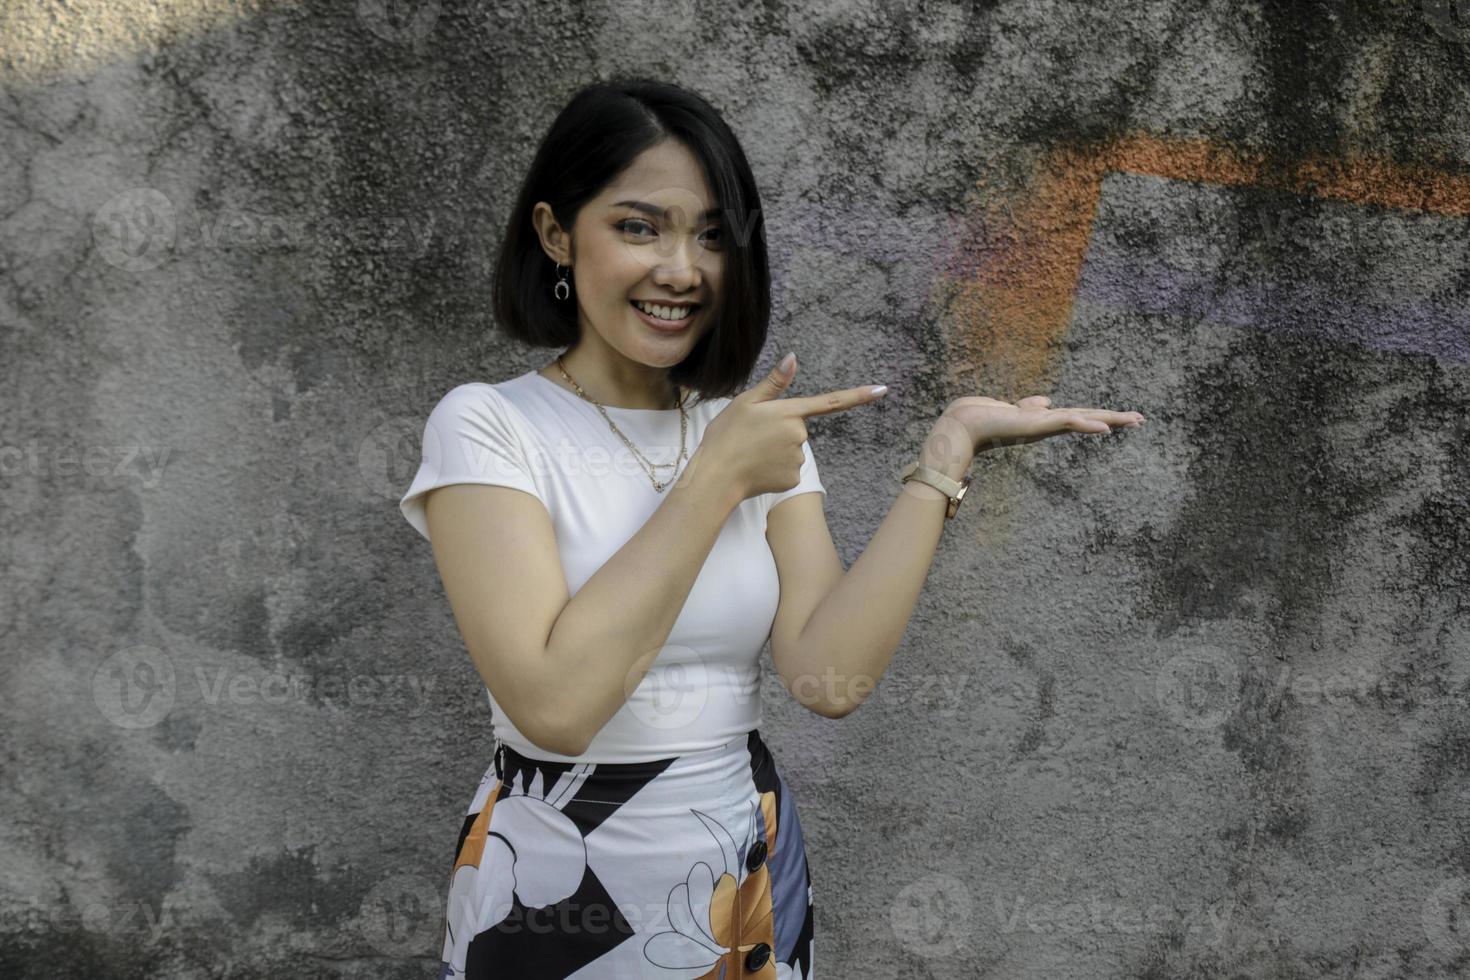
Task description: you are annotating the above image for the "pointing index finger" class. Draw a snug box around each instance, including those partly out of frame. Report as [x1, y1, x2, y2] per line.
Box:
[779, 384, 889, 418]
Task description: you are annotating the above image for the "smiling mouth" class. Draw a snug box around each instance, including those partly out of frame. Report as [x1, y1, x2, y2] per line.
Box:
[630, 300, 698, 328]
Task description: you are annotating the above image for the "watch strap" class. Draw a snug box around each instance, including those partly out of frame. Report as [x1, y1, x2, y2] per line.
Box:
[900, 461, 972, 519]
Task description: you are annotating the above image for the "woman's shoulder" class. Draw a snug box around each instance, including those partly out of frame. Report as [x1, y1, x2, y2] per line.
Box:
[427, 378, 515, 415]
[430, 370, 544, 412]
[419, 376, 549, 446]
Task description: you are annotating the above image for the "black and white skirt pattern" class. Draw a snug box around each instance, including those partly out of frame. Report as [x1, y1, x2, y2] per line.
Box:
[438, 728, 816, 978]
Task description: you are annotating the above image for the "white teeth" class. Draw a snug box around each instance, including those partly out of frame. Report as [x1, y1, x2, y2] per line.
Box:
[633, 300, 693, 321]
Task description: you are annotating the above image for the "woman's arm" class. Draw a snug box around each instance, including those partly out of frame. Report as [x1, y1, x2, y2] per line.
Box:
[768, 397, 1144, 718]
[428, 445, 744, 757]
[535, 448, 746, 754]
[766, 417, 975, 718]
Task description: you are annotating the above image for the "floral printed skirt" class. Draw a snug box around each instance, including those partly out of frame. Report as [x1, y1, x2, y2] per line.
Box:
[438, 728, 816, 979]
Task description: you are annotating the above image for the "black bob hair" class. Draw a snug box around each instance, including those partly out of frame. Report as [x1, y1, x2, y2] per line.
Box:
[492, 78, 770, 402]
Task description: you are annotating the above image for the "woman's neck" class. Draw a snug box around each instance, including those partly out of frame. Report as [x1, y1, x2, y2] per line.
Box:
[541, 354, 685, 411]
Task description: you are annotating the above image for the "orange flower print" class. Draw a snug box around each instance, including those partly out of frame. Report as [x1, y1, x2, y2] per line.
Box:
[643, 795, 781, 978]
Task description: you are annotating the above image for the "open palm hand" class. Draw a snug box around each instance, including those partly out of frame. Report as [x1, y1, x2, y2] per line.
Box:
[928, 395, 1146, 462]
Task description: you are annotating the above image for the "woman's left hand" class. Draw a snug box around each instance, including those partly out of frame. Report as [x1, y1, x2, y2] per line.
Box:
[933, 395, 1146, 462]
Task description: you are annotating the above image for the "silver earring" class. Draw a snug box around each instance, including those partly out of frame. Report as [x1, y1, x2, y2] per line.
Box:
[554, 262, 571, 301]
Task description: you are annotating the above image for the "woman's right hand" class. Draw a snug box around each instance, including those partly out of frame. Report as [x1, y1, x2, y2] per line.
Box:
[693, 353, 888, 501]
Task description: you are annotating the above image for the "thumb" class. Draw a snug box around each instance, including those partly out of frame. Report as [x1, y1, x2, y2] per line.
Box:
[747, 352, 797, 403]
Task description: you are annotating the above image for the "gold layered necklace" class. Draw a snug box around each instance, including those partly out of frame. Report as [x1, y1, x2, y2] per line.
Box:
[554, 356, 691, 492]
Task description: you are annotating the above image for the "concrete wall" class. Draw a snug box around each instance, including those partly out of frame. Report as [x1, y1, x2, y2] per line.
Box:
[3, 0, 1468, 976]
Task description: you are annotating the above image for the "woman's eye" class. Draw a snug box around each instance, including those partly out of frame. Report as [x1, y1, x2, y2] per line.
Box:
[618, 219, 656, 236]
[618, 219, 723, 249]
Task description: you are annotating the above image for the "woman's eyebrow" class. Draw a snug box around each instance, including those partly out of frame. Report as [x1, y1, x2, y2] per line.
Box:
[612, 200, 723, 221]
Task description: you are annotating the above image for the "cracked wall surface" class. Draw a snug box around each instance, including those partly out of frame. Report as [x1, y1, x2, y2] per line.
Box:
[2, 0, 1469, 977]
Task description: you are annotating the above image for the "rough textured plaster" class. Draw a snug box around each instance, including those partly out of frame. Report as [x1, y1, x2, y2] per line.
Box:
[2, 0, 1468, 977]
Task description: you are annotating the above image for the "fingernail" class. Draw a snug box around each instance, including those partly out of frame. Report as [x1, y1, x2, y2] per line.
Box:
[778, 352, 795, 374]
[870, 385, 888, 397]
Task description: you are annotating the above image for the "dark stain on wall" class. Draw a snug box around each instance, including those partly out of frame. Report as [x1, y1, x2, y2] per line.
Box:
[1259, 0, 1356, 163]
[1139, 332, 1394, 638]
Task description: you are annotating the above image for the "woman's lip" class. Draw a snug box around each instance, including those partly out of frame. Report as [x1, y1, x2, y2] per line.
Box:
[630, 300, 695, 332]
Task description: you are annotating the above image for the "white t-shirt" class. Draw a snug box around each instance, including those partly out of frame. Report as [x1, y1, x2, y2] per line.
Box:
[399, 368, 825, 763]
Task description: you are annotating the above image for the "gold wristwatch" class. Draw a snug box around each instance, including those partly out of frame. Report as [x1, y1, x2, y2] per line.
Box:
[899, 461, 972, 519]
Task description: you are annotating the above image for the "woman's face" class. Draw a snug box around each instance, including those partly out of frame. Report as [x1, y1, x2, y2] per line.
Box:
[544, 140, 725, 370]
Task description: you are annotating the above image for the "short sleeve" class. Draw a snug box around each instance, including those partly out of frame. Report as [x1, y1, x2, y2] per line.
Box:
[398, 384, 546, 541]
[765, 438, 825, 513]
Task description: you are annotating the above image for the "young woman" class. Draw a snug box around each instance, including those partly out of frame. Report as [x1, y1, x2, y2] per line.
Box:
[399, 78, 1143, 980]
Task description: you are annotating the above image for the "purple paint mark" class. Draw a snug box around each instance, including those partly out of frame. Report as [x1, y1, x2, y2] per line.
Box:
[1074, 175, 1470, 364]
[1074, 252, 1470, 364]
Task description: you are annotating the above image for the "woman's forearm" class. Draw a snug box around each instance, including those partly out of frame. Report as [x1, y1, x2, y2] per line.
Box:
[783, 421, 976, 717]
[541, 446, 746, 754]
